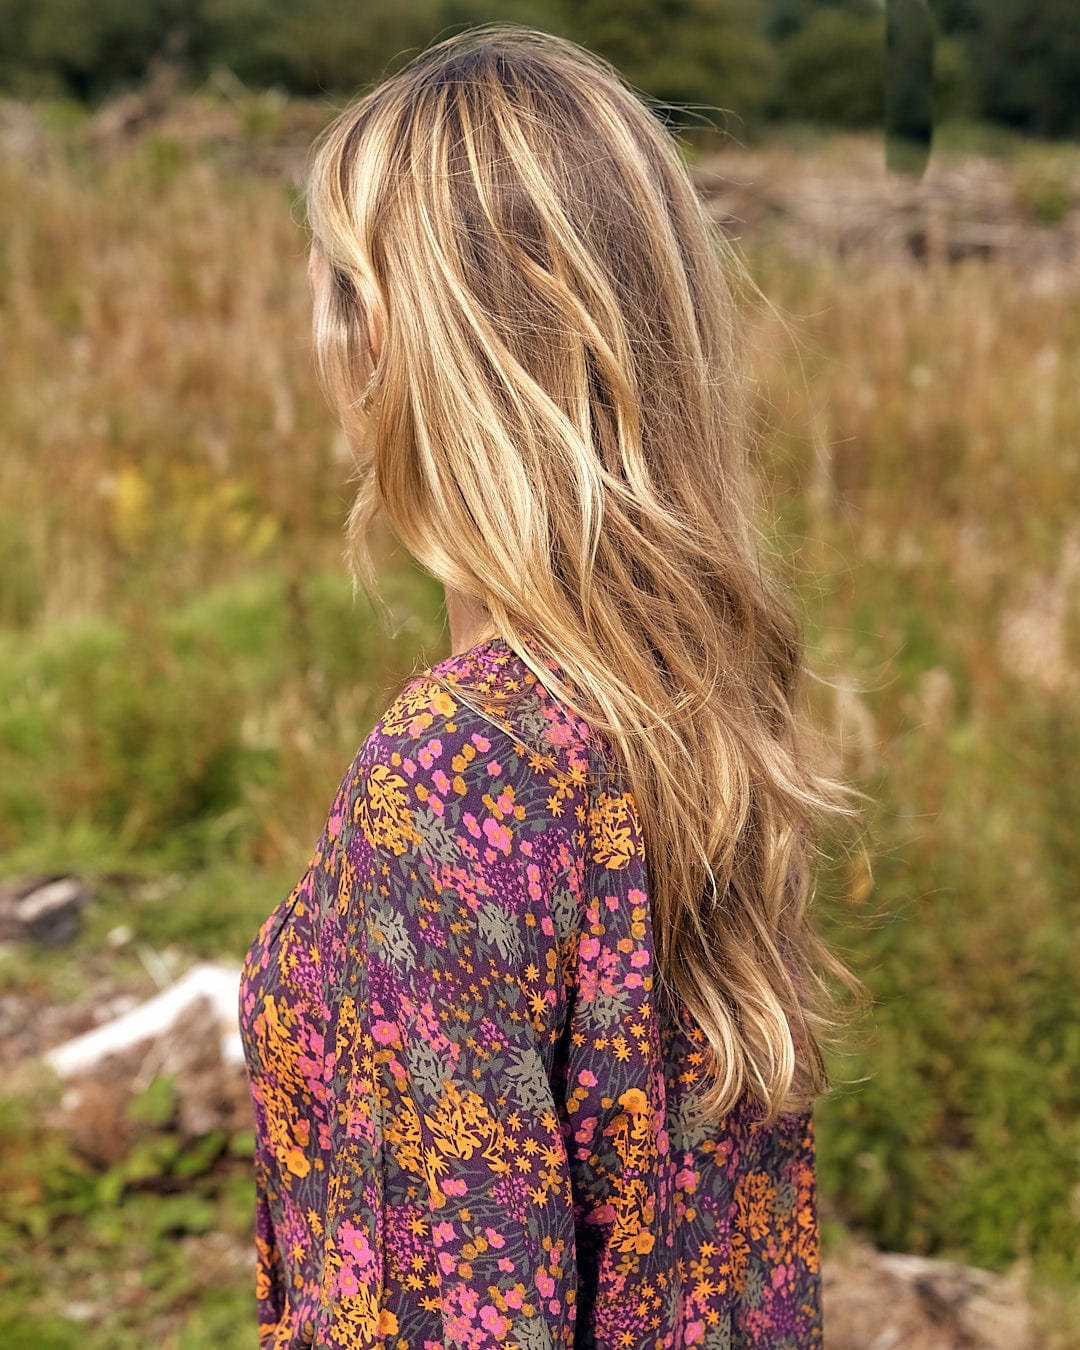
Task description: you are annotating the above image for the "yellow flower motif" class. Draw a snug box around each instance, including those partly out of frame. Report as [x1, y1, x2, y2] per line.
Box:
[283, 1146, 311, 1178]
[619, 1087, 649, 1115]
[588, 791, 639, 869]
[359, 762, 420, 856]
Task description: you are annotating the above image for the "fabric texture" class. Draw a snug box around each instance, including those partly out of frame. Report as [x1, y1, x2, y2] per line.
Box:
[238, 634, 822, 1349]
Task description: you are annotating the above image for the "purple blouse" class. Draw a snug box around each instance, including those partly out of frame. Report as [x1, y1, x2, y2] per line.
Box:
[238, 635, 821, 1348]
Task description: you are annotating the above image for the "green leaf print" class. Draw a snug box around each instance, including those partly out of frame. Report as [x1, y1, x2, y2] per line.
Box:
[367, 897, 417, 970]
[476, 900, 524, 964]
[505, 1045, 556, 1116]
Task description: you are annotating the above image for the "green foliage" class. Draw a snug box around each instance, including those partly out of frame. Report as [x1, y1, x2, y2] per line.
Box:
[0, 568, 421, 863]
[563, 0, 775, 129]
[886, 0, 933, 167]
[766, 0, 879, 44]
[128, 1074, 179, 1130]
[1014, 166, 1075, 225]
[1, 0, 1077, 138]
[0, 611, 247, 854]
[970, 0, 1080, 138]
[776, 8, 885, 126]
[0, 0, 203, 103]
[258, 0, 440, 93]
[0, 1078, 250, 1345]
[931, 34, 975, 123]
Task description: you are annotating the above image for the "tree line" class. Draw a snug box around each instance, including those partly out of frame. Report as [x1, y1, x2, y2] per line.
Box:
[0, 0, 1077, 139]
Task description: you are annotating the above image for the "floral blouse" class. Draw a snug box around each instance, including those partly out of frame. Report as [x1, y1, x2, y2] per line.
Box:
[238, 635, 821, 1349]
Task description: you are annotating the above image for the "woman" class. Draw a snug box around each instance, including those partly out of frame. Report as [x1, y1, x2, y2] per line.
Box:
[239, 23, 865, 1349]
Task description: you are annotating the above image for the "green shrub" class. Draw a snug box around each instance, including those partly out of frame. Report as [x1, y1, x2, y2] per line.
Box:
[777, 8, 885, 126]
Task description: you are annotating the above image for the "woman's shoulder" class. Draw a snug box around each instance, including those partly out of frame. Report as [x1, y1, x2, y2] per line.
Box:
[310, 635, 600, 887]
[317, 634, 597, 964]
[360, 633, 595, 798]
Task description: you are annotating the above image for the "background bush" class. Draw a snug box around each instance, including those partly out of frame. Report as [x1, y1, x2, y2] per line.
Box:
[1, 0, 1078, 139]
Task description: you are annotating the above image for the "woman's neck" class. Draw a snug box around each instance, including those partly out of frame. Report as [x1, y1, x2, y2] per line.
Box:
[444, 585, 499, 656]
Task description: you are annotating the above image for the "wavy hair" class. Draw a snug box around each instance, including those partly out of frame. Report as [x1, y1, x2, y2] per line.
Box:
[304, 22, 867, 1127]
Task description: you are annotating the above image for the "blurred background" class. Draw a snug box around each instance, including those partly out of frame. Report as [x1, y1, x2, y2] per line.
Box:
[0, 2, 1077, 1346]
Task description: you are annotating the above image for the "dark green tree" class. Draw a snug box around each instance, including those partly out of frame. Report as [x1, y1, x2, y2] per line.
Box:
[766, 0, 880, 44]
[561, 0, 776, 131]
[926, 0, 980, 36]
[777, 7, 885, 126]
[886, 0, 933, 173]
[971, 0, 1080, 137]
[257, 0, 440, 93]
[4, 0, 202, 101]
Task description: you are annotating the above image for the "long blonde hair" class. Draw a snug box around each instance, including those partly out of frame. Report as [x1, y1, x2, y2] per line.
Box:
[304, 23, 867, 1127]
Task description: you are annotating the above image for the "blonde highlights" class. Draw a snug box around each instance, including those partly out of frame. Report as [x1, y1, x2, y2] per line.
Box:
[305, 23, 866, 1127]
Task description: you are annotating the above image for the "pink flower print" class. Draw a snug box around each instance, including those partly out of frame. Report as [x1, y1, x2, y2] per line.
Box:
[372, 1020, 399, 1045]
[574, 1116, 597, 1146]
[402, 756, 417, 778]
[527, 863, 543, 901]
[631, 949, 650, 967]
[337, 1265, 360, 1298]
[432, 1221, 456, 1246]
[772, 1261, 792, 1289]
[578, 1069, 598, 1087]
[432, 768, 451, 794]
[479, 1307, 509, 1338]
[338, 1221, 375, 1269]
[462, 812, 482, 839]
[503, 1282, 523, 1305]
[471, 732, 491, 752]
[443, 1312, 469, 1344]
[484, 1228, 505, 1248]
[442, 1177, 467, 1196]
[418, 738, 443, 769]
[486, 759, 502, 776]
[483, 818, 512, 854]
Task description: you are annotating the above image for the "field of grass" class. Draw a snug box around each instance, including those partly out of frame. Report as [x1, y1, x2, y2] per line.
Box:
[1, 99, 1078, 1343]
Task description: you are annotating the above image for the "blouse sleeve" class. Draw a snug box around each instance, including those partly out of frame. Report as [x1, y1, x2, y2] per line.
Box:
[554, 770, 823, 1346]
[312, 684, 582, 1349]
